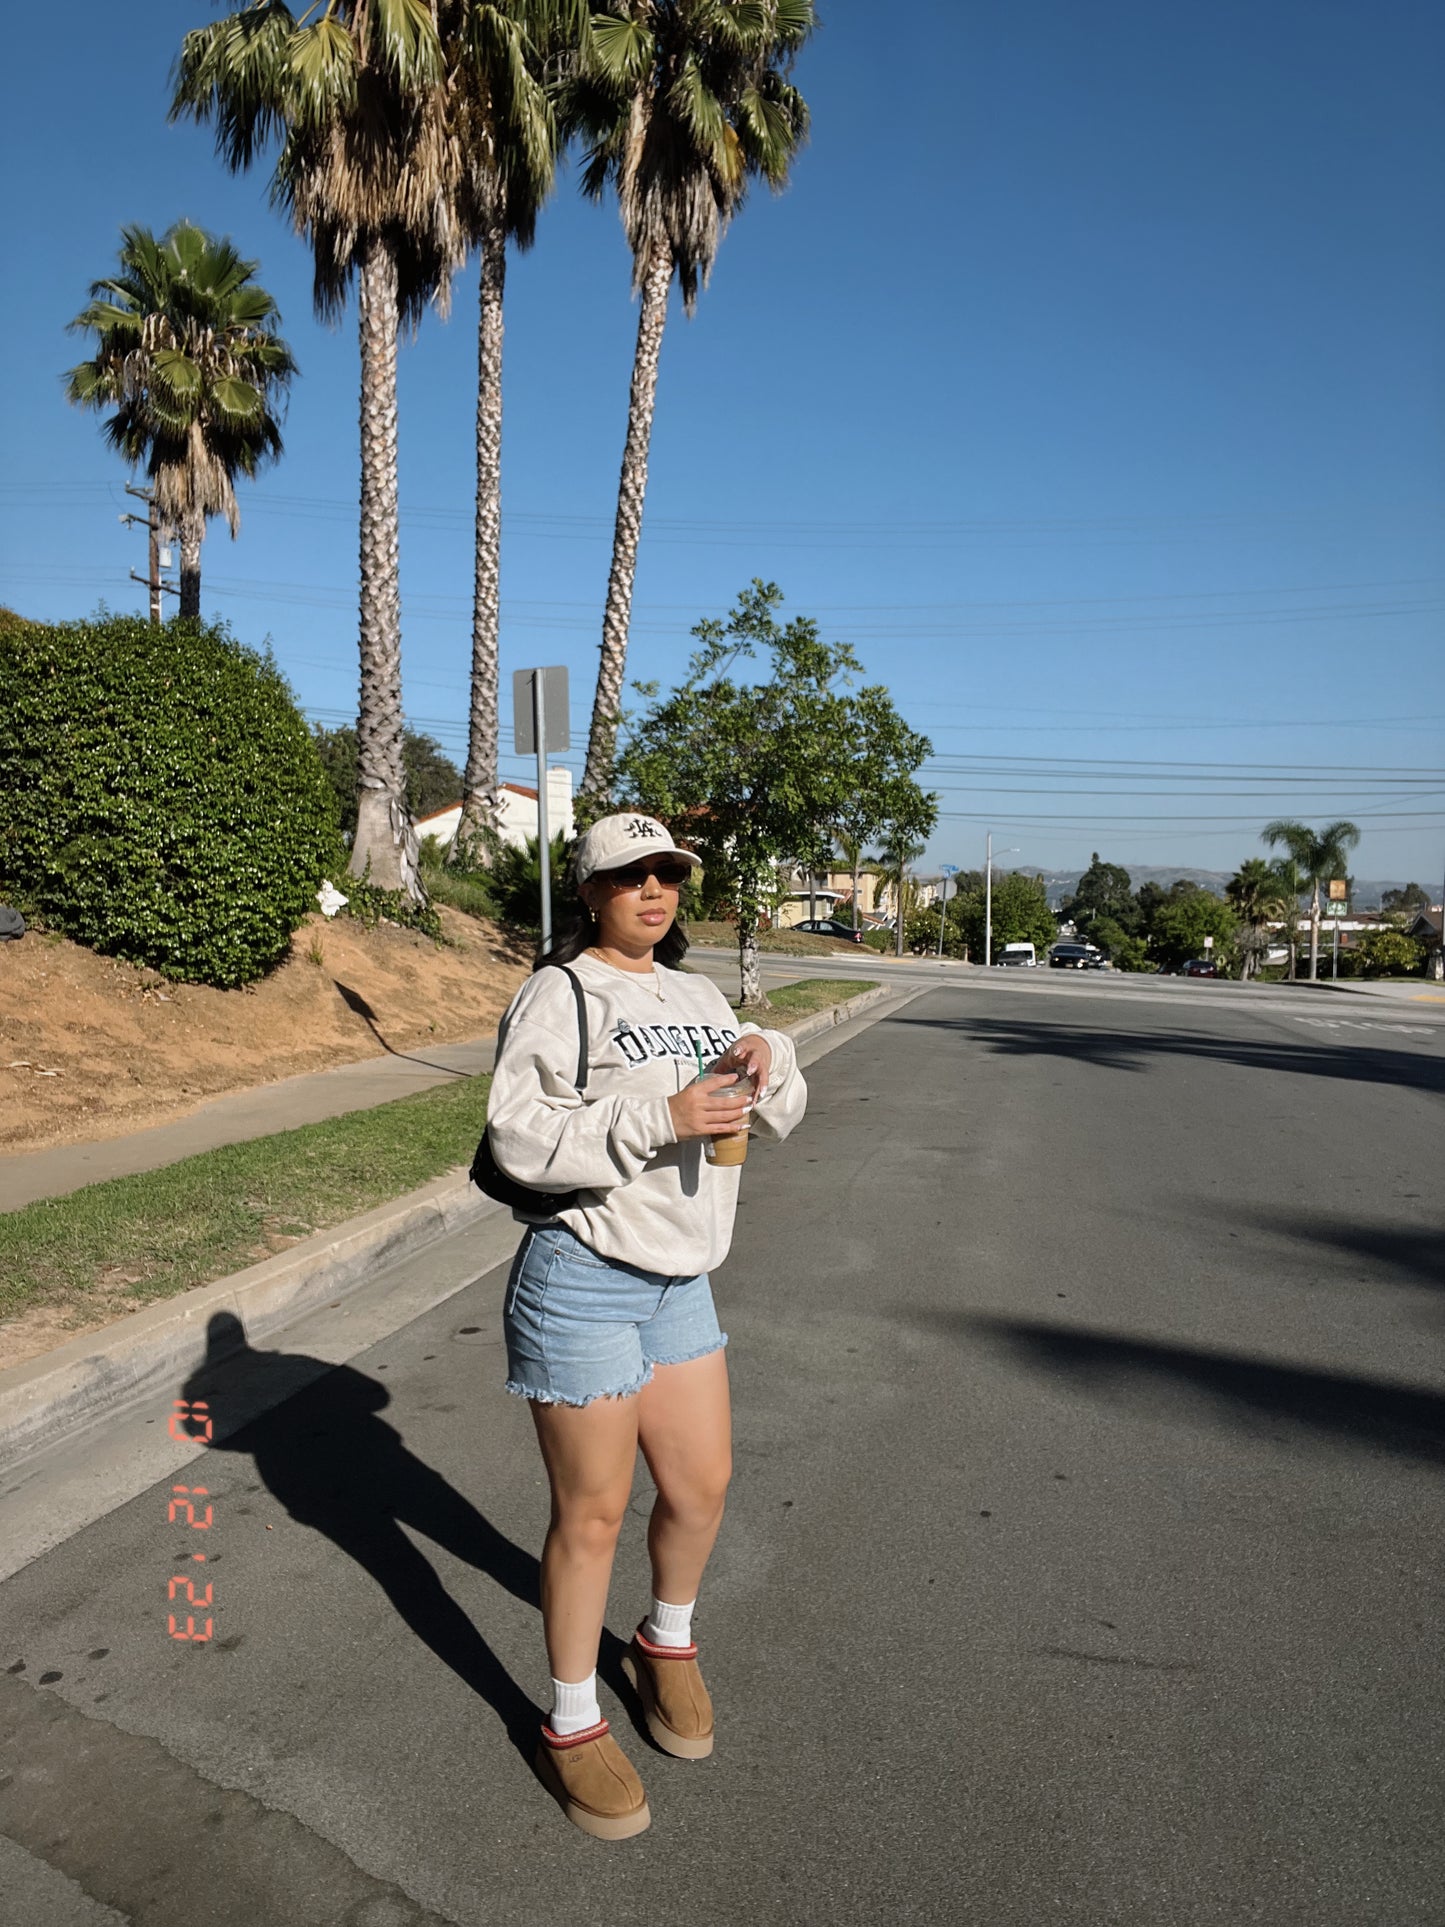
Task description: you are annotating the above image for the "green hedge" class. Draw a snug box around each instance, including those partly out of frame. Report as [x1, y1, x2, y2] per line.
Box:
[0, 614, 342, 986]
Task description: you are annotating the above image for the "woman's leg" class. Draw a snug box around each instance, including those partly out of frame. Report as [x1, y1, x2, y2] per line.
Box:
[530, 1395, 641, 1683]
[636, 1349, 733, 1606]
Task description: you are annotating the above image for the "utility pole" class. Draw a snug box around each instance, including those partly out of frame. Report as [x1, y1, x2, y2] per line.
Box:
[120, 485, 176, 625]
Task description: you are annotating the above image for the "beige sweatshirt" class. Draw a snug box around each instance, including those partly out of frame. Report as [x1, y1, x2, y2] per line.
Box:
[485, 952, 807, 1274]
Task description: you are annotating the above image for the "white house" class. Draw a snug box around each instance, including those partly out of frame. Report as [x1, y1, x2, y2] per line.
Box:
[415, 766, 574, 855]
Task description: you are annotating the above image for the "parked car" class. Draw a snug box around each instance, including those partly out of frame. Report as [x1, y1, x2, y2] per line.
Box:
[1180, 958, 1219, 978]
[792, 918, 867, 944]
[997, 942, 1038, 968]
[1049, 942, 1099, 970]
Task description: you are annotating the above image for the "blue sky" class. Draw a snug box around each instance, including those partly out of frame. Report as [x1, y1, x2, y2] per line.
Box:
[3, 0, 1443, 887]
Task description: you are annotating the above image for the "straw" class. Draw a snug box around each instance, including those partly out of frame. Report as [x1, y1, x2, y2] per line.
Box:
[695, 1040, 706, 1080]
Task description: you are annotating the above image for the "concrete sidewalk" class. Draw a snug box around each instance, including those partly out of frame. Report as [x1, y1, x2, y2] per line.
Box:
[0, 1035, 497, 1213]
[0, 964, 895, 1213]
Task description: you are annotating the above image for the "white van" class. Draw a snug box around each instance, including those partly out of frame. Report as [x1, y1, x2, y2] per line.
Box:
[998, 942, 1037, 968]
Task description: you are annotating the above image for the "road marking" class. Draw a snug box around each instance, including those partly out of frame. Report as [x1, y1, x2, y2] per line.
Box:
[1294, 1018, 1437, 1037]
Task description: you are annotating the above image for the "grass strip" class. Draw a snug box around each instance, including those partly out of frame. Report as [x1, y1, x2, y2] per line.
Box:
[737, 978, 880, 1021]
[0, 1073, 491, 1325]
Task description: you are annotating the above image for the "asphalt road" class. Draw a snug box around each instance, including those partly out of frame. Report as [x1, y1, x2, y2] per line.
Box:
[3, 976, 1443, 1926]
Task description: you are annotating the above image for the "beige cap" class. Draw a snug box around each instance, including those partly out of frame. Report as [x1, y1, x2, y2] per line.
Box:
[573, 813, 703, 883]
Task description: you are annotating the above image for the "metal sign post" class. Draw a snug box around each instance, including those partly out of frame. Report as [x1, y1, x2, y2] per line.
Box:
[513, 667, 570, 954]
[937, 863, 959, 957]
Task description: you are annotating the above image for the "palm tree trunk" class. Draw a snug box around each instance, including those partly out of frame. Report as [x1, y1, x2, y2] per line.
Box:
[852, 854, 861, 932]
[178, 511, 203, 621]
[350, 237, 419, 900]
[582, 241, 673, 798]
[458, 204, 506, 860]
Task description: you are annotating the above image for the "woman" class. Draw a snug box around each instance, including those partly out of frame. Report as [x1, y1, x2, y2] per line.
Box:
[485, 812, 806, 1839]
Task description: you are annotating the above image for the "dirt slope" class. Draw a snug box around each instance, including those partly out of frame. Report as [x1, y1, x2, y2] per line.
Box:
[0, 909, 530, 1156]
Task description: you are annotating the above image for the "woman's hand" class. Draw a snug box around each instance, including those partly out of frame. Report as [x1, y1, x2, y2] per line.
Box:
[667, 1072, 751, 1143]
[717, 1033, 773, 1092]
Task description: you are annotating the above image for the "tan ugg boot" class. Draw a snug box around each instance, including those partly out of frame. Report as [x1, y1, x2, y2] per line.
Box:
[622, 1627, 715, 1760]
[535, 1720, 651, 1839]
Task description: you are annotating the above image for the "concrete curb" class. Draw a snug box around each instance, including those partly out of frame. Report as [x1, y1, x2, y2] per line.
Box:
[0, 981, 895, 1468]
[0, 1170, 500, 1469]
[775, 980, 895, 1047]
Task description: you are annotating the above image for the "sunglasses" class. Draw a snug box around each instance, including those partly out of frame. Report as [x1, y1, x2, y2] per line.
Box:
[601, 860, 692, 889]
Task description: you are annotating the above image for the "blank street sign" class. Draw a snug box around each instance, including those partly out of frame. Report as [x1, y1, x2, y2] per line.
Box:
[513, 667, 570, 754]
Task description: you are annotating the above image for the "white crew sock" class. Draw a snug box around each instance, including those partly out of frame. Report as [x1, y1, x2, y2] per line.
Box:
[642, 1596, 696, 1648]
[549, 1672, 601, 1736]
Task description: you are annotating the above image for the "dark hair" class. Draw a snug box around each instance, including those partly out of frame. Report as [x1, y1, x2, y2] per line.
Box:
[533, 882, 691, 972]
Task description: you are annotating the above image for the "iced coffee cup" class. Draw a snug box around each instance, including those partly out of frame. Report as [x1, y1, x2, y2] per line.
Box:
[700, 1066, 755, 1167]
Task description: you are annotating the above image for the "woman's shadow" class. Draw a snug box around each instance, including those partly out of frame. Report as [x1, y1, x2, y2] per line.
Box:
[180, 1311, 635, 1765]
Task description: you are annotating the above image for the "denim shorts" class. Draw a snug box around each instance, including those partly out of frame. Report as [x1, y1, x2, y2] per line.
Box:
[502, 1223, 727, 1408]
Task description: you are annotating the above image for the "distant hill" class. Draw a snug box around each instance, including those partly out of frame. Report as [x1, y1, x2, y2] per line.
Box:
[1014, 867, 1418, 911]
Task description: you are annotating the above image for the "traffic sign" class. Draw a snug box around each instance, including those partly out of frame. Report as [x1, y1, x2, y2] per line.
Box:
[1324, 900, 1348, 917]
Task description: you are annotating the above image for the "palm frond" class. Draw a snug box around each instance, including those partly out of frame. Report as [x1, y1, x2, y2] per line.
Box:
[289, 17, 360, 123]
[373, 0, 445, 82]
[588, 12, 655, 85]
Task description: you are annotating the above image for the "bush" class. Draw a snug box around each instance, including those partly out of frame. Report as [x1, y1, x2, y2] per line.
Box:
[1352, 928, 1424, 979]
[488, 832, 574, 931]
[419, 835, 499, 921]
[0, 613, 342, 986]
[861, 928, 895, 953]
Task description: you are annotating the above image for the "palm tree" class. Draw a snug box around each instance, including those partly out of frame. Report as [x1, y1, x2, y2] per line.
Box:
[65, 222, 295, 620]
[566, 0, 815, 798]
[173, 1, 462, 897]
[877, 833, 925, 959]
[1262, 819, 1361, 981]
[1225, 856, 1288, 980]
[447, 0, 580, 855]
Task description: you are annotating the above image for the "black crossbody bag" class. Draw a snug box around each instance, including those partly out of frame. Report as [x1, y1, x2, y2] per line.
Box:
[470, 965, 589, 1217]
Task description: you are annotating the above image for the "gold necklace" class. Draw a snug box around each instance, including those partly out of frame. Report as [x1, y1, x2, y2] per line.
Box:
[587, 947, 665, 1000]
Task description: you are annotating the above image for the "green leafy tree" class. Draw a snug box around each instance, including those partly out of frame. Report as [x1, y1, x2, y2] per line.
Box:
[1148, 892, 1237, 972]
[1381, 882, 1430, 917]
[875, 785, 940, 958]
[1062, 853, 1135, 940]
[1262, 819, 1361, 981]
[174, 0, 463, 899]
[65, 222, 295, 621]
[950, 871, 1056, 962]
[615, 581, 916, 1006]
[566, 0, 815, 797]
[312, 725, 463, 836]
[833, 688, 933, 932]
[1089, 915, 1150, 971]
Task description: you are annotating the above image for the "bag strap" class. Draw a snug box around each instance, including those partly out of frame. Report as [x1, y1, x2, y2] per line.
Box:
[551, 964, 590, 1092]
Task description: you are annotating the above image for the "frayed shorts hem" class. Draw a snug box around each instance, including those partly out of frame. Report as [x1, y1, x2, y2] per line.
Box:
[503, 1335, 727, 1409]
[503, 1369, 653, 1409]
